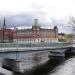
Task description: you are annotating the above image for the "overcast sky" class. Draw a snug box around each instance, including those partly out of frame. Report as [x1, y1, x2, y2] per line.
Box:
[0, 0, 74, 33]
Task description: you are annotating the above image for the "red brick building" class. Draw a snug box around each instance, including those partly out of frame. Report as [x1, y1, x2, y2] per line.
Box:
[0, 18, 58, 43]
[0, 18, 13, 43]
[0, 29, 13, 42]
[13, 19, 58, 43]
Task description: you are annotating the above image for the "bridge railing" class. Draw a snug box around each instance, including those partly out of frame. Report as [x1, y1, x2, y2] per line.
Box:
[0, 42, 72, 48]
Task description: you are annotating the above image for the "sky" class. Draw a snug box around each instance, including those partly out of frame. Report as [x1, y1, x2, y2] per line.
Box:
[0, 0, 75, 33]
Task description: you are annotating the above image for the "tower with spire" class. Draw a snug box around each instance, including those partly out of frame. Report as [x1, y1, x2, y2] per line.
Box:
[3, 17, 6, 29]
[2, 17, 6, 43]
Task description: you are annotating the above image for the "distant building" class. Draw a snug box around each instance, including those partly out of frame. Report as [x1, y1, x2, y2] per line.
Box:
[72, 35, 75, 43]
[13, 19, 58, 43]
[0, 18, 13, 43]
[58, 32, 73, 42]
[0, 18, 58, 43]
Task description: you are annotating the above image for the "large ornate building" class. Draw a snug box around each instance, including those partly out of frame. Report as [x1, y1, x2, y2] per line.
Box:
[13, 19, 58, 43]
[0, 18, 58, 43]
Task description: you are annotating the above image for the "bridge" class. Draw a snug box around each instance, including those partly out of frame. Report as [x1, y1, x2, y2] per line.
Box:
[0, 42, 72, 59]
[0, 42, 74, 72]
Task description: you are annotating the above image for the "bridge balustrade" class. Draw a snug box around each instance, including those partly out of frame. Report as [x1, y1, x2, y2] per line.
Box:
[0, 42, 72, 48]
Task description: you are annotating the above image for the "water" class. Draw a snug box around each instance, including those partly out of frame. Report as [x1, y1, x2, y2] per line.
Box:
[15, 51, 49, 72]
[1, 51, 75, 75]
[13, 51, 64, 75]
[0, 67, 13, 75]
[1, 51, 50, 75]
[50, 57, 75, 75]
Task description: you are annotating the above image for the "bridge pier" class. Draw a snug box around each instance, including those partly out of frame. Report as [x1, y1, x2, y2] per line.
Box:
[48, 47, 75, 60]
[2, 51, 49, 73]
[2, 59, 32, 73]
[65, 47, 75, 59]
[2, 59, 20, 72]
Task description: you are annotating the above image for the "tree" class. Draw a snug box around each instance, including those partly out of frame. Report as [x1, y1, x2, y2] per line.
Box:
[68, 16, 75, 42]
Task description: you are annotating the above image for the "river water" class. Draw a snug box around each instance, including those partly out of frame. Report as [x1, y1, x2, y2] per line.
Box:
[12, 51, 65, 75]
[1, 51, 75, 75]
[50, 57, 75, 75]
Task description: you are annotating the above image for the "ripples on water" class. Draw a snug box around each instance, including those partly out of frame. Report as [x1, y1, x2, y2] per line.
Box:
[0, 67, 13, 75]
[50, 57, 75, 75]
[0, 51, 49, 75]
[13, 58, 63, 75]
[2, 51, 75, 75]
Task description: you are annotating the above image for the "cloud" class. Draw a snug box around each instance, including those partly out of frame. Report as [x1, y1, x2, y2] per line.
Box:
[0, 12, 73, 34]
[0, 11, 50, 28]
[0, 0, 74, 34]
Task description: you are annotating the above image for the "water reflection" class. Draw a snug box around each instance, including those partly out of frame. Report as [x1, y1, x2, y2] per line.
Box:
[13, 51, 64, 75]
[13, 59, 64, 75]
[17, 51, 49, 72]
[50, 57, 75, 75]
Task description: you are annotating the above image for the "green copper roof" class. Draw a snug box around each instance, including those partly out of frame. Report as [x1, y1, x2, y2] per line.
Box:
[33, 19, 39, 26]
